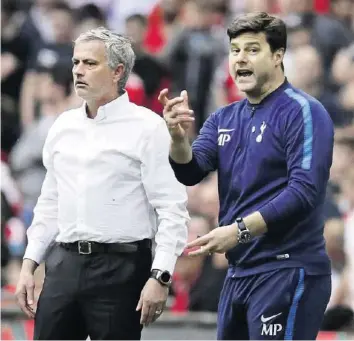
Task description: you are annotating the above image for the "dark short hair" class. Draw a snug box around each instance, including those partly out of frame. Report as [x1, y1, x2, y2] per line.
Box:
[227, 12, 287, 54]
[125, 13, 148, 27]
[49, 1, 72, 14]
[51, 62, 73, 96]
[74, 3, 105, 23]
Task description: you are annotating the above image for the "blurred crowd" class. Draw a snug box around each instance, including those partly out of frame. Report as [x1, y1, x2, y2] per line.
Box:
[1, 0, 354, 319]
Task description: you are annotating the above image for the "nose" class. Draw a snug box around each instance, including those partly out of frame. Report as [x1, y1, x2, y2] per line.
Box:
[235, 50, 248, 64]
[73, 62, 84, 76]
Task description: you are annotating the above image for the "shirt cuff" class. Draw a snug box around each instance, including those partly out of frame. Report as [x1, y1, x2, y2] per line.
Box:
[152, 249, 178, 274]
[23, 242, 47, 265]
[258, 202, 280, 232]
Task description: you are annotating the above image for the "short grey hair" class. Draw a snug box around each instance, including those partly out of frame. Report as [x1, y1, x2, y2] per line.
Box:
[74, 27, 135, 94]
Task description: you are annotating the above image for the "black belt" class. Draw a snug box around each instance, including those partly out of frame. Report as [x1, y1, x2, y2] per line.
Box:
[59, 239, 152, 255]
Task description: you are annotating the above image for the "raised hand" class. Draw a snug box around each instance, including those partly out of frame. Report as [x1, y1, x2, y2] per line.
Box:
[158, 89, 194, 141]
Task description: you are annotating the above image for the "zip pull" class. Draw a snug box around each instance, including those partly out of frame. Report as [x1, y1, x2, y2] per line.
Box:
[251, 106, 256, 117]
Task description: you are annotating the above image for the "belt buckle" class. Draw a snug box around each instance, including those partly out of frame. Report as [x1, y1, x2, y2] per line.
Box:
[78, 241, 92, 255]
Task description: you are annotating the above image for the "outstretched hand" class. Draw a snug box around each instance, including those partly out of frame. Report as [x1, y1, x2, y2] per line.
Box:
[186, 224, 239, 256]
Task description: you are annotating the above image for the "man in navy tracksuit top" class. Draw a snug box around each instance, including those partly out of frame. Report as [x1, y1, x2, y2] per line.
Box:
[158, 12, 334, 340]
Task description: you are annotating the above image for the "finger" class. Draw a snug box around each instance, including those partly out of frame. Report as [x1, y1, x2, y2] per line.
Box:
[25, 306, 35, 319]
[26, 283, 35, 306]
[140, 301, 150, 325]
[158, 88, 169, 106]
[186, 234, 211, 249]
[18, 293, 35, 318]
[136, 296, 143, 311]
[165, 116, 195, 128]
[152, 304, 164, 323]
[17, 292, 28, 311]
[145, 304, 157, 326]
[181, 90, 189, 107]
[188, 244, 213, 257]
[165, 97, 184, 112]
[171, 108, 194, 116]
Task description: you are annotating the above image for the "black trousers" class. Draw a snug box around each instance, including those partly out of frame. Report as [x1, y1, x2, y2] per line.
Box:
[34, 242, 152, 340]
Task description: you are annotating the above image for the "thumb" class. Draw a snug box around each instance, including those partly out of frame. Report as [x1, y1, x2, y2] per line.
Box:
[136, 295, 143, 311]
[180, 90, 189, 107]
[26, 283, 35, 305]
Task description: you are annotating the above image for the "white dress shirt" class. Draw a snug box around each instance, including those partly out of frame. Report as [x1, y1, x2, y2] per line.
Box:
[24, 93, 190, 273]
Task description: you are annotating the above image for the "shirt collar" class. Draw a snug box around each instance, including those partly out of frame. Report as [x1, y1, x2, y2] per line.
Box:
[81, 91, 130, 121]
[246, 78, 289, 109]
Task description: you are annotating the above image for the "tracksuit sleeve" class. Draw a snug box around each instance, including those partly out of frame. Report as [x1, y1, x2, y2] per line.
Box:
[169, 112, 218, 186]
[259, 100, 334, 233]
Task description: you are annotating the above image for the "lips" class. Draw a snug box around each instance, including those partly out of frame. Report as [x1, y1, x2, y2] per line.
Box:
[75, 80, 88, 86]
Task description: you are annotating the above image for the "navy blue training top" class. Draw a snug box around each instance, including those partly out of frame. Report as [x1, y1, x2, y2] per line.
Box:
[170, 79, 334, 277]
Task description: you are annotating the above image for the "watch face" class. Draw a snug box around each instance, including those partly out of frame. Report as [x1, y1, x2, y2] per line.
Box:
[160, 271, 171, 283]
[240, 232, 251, 243]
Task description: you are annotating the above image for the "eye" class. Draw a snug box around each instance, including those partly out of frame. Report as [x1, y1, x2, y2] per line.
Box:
[249, 48, 259, 54]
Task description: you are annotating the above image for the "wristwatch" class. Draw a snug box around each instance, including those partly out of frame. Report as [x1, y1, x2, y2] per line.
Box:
[150, 269, 172, 287]
[236, 217, 252, 243]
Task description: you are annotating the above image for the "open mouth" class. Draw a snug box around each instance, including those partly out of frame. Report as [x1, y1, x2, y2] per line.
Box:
[236, 70, 253, 78]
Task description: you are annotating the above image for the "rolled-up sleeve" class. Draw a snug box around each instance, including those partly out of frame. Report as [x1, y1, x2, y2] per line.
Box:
[141, 121, 190, 274]
[23, 135, 59, 264]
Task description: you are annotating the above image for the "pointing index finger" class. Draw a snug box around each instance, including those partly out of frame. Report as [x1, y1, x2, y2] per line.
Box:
[158, 88, 169, 106]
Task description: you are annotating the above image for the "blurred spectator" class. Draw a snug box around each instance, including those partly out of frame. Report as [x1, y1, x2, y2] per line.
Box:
[331, 137, 354, 190]
[125, 72, 147, 106]
[1, 154, 25, 286]
[73, 3, 106, 38]
[107, 0, 159, 33]
[289, 44, 347, 126]
[330, 165, 354, 310]
[125, 13, 170, 113]
[243, 0, 278, 13]
[279, 0, 354, 73]
[20, 1, 74, 129]
[144, 0, 185, 54]
[10, 62, 73, 228]
[18, 0, 57, 46]
[188, 252, 228, 312]
[68, 0, 112, 11]
[1, 0, 31, 154]
[331, 43, 354, 89]
[210, 57, 245, 110]
[160, 0, 227, 133]
[330, 0, 354, 30]
[171, 214, 227, 312]
[194, 173, 220, 225]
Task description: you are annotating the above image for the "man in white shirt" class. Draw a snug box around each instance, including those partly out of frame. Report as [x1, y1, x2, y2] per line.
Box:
[15, 27, 189, 340]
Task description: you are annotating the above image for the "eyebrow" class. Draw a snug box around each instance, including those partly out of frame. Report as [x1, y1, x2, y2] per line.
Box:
[71, 58, 98, 63]
[230, 42, 261, 47]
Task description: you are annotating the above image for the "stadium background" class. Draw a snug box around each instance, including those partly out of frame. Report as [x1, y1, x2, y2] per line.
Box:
[1, 0, 354, 339]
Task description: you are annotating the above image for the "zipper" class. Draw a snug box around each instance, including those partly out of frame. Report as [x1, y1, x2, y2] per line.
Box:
[240, 106, 256, 163]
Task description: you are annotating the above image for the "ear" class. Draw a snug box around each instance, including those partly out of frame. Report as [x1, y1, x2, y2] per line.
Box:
[274, 48, 285, 68]
[112, 63, 124, 85]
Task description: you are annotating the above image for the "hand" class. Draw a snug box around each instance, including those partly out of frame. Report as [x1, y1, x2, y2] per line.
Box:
[136, 278, 169, 326]
[158, 89, 194, 141]
[15, 271, 36, 318]
[186, 224, 239, 256]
